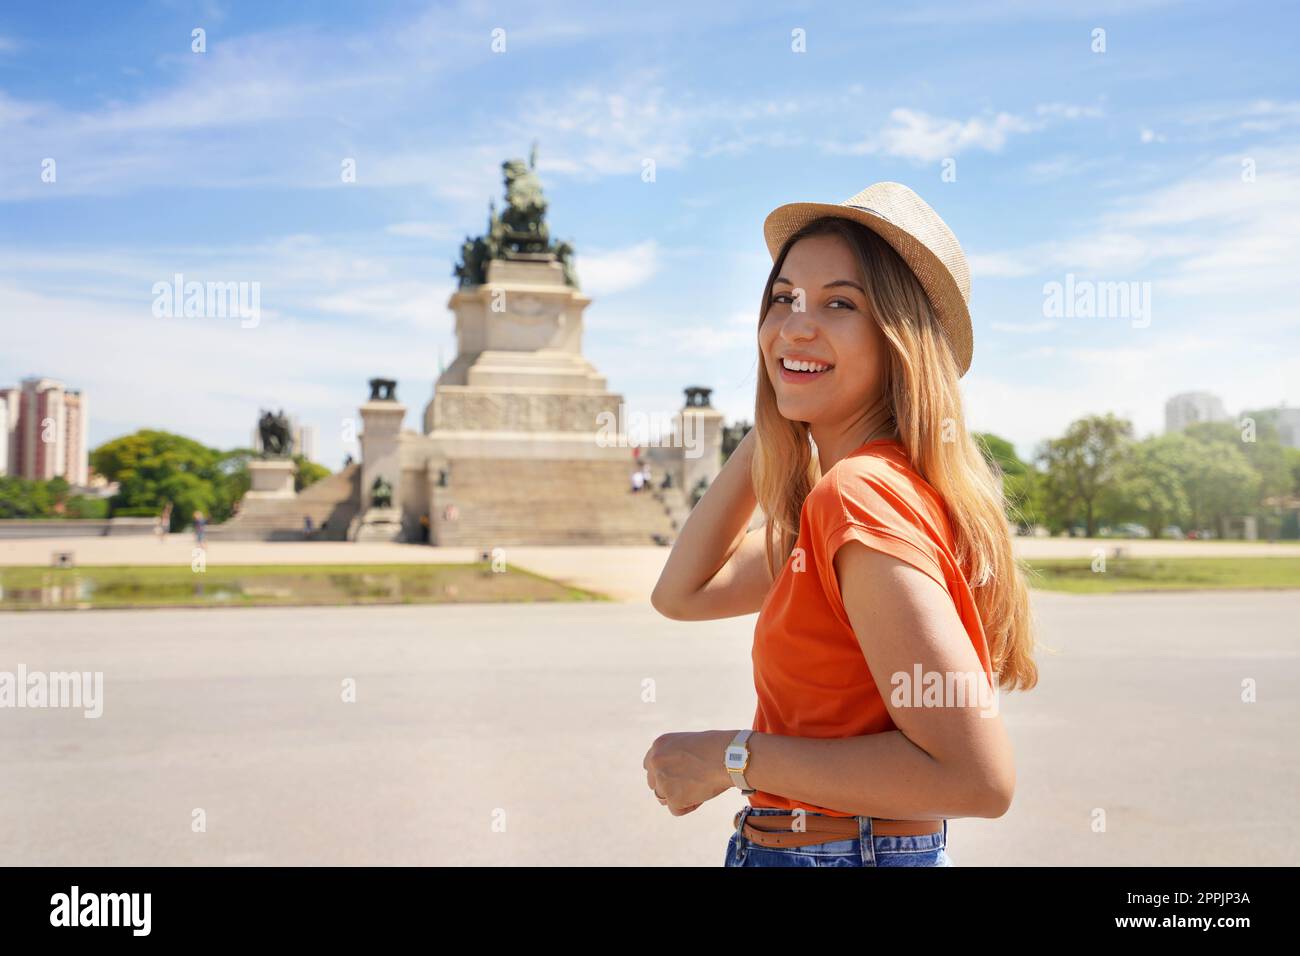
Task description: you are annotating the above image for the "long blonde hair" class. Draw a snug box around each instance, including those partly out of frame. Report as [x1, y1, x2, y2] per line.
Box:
[753, 216, 1038, 692]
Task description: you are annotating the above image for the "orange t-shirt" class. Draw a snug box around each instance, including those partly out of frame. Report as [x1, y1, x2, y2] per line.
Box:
[749, 437, 995, 816]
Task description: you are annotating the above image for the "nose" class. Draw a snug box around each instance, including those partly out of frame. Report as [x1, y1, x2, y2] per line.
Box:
[778, 306, 819, 344]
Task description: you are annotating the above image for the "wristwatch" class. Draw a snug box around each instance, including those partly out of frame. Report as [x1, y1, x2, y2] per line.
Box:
[724, 729, 756, 794]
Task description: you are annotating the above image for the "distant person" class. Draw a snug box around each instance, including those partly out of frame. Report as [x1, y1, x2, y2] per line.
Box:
[156, 501, 173, 543]
[193, 510, 207, 547]
[303, 515, 314, 539]
[419, 513, 431, 543]
[631, 469, 645, 493]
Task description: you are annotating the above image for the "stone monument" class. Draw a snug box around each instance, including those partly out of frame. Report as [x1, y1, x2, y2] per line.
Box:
[245, 409, 296, 500]
[348, 378, 406, 542]
[678, 386, 725, 505]
[349, 146, 720, 545]
[420, 145, 622, 463]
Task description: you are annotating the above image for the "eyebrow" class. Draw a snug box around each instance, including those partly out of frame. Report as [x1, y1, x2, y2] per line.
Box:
[773, 277, 866, 294]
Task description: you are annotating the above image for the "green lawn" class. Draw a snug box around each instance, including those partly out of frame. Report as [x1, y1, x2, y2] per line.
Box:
[0, 562, 607, 610]
[1024, 557, 1300, 593]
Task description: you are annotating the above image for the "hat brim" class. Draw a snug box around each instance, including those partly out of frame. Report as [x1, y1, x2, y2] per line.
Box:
[762, 201, 972, 377]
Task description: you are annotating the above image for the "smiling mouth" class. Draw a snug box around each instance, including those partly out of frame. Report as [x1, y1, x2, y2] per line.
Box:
[778, 357, 834, 381]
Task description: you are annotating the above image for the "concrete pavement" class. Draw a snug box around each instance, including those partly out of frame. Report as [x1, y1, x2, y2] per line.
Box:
[2, 589, 1296, 865]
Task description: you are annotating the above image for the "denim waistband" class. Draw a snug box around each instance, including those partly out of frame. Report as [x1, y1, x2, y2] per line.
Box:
[734, 806, 948, 851]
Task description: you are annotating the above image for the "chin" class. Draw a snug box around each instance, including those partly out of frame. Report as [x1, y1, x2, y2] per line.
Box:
[776, 402, 820, 423]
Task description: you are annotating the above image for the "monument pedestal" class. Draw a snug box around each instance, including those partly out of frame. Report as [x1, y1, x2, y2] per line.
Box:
[678, 395, 725, 505]
[421, 256, 626, 462]
[245, 459, 296, 499]
[349, 506, 403, 543]
[353, 382, 407, 540]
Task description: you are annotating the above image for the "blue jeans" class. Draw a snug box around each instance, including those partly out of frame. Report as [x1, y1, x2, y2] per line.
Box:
[725, 806, 953, 867]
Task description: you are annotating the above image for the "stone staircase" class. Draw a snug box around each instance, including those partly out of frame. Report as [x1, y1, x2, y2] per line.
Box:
[207, 464, 361, 541]
[431, 458, 679, 547]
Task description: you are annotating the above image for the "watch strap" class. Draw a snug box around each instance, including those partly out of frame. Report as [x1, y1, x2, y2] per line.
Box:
[726, 729, 756, 794]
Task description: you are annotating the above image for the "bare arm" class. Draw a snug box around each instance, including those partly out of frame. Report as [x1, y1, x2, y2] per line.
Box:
[739, 542, 1015, 819]
[650, 428, 773, 621]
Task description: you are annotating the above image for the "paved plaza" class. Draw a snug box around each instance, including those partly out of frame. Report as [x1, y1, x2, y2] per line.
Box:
[2, 567, 1296, 865]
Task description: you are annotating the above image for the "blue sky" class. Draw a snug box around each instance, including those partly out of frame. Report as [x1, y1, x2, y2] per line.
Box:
[2, 0, 1298, 468]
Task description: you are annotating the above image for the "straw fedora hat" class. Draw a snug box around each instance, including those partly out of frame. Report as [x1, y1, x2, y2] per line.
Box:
[762, 181, 973, 377]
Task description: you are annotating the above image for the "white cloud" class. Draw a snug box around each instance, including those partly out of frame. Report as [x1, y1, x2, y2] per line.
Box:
[885, 0, 1178, 24]
[823, 101, 1100, 163]
[1178, 99, 1300, 136]
[0, 90, 40, 125]
[386, 221, 462, 241]
[972, 145, 1300, 300]
[1024, 154, 1109, 182]
[667, 311, 755, 355]
[311, 281, 451, 329]
[1040, 232, 1160, 274]
[498, 73, 696, 179]
[1036, 102, 1106, 120]
[573, 240, 659, 296]
[989, 319, 1060, 334]
[890, 109, 1034, 161]
[856, 108, 1037, 162]
[969, 252, 1039, 279]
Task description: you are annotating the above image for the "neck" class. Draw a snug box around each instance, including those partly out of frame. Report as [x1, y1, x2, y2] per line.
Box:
[811, 407, 897, 472]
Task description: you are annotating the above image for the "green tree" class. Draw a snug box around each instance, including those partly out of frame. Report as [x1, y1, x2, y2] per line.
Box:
[89, 432, 333, 530]
[1180, 418, 1288, 537]
[293, 455, 330, 492]
[1287, 447, 1300, 496]
[91, 430, 231, 531]
[65, 495, 110, 519]
[1036, 414, 1133, 536]
[0, 477, 54, 517]
[1190, 416, 1291, 502]
[1179, 434, 1260, 537]
[1105, 433, 1195, 537]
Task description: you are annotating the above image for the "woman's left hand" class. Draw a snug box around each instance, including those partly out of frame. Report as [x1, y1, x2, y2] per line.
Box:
[643, 730, 737, 815]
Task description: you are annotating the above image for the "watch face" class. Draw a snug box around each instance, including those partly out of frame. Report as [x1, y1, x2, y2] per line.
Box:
[725, 746, 746, 769]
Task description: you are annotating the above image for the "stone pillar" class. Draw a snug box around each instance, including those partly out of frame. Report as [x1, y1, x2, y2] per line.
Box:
[361, 403, 404, 508]
[351, 379, 407, 542]
[677, 386, 724, 507]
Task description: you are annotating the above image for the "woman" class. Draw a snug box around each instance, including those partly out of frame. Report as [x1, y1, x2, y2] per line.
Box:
[645, 182, 1038, 867]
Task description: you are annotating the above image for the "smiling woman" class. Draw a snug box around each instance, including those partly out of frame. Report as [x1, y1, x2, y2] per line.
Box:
[647, 181, 1038, 868]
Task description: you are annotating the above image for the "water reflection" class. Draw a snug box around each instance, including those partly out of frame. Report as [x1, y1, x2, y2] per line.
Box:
[0, 565, 584, 609]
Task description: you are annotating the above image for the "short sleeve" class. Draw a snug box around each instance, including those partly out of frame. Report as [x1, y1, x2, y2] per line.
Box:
[804, 465, 950, 622]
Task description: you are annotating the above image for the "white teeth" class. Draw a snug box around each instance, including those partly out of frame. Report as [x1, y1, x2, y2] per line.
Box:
[782, 357, 831, 372]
